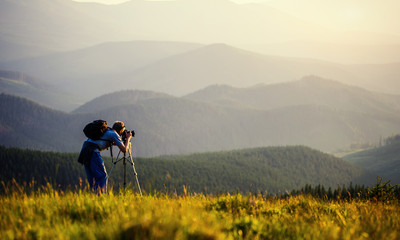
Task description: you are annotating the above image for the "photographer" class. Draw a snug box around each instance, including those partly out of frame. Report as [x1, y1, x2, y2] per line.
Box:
[79, 121, 132, 193]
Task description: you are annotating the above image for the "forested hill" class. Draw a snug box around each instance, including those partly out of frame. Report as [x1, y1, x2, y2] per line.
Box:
[0, 145, 375, 194]
[0, 93, 82, 151]
[343, 134, 400, 184]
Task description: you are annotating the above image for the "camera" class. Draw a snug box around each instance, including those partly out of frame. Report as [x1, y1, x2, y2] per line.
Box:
[122, 129, 135, 141]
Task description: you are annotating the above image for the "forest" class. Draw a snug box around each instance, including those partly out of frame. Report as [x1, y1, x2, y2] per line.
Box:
[343, 134, 400, 184]
[0, 145, 374, 195]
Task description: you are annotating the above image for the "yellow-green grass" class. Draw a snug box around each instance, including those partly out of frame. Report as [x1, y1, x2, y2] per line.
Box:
[1, 186, 399, 240]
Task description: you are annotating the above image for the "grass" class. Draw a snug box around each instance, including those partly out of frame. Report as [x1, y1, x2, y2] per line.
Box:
[0, 184, 399, 240]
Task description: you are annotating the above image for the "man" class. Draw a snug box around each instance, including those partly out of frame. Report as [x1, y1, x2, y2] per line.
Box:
[78, 121, 132, 193]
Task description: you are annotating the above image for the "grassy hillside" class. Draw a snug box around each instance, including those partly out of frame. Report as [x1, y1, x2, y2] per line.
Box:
[0, 145, 374, 194]
[2, 190, 399, 240]
[2, 189, 399, 240]
[343, 134, 400, 184]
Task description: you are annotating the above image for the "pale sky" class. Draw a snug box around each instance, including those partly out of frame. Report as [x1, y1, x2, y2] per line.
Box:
[73, 0, 267, 4]
[72, 0, 400, 36]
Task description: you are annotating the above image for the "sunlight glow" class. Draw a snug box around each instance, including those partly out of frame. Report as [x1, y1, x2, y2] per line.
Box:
[342, 7, 363, 22]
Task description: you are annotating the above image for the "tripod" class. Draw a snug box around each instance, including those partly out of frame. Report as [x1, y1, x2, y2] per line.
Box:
[108, 140, 142, 196]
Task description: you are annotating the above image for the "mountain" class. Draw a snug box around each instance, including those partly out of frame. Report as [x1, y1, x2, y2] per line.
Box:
[343, 134, 400, 184]
[112, 44, 400, 96]
[0, 70, 83, 111]
[73, 89, 173, 113]
[2, 41, 400, 104]
[0, 93, 82, 151]
[345, 62, 400, 95]
[185, 76, 400, 115]
[241, 41, 400, 64]
[0, 39, 54, 62]
[2, 0, 399, 64]
[0, 145, 375, 193]
[1, 76, 400, 156]
[0, 0, 332, 58]
[0, 41, 203, 99]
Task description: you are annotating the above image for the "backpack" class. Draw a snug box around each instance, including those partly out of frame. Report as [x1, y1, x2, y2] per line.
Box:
[83, 120, 108, 140]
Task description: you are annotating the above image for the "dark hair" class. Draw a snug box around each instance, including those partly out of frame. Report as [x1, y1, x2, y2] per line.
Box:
[112, 121, 125, 133]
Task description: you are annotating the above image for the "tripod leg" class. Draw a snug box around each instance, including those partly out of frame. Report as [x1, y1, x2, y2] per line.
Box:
[123, 153, 127, 190]
[132, 162, 142, 196]
[108, 162, 117, 178]
[128, 144, 142, 196]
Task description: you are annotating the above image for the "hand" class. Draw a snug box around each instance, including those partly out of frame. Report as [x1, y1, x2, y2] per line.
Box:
[125, 130, 132, 139]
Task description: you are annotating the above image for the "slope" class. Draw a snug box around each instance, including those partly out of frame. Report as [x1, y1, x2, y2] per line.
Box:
[0, 70, 83, 111]
[116, 44, 400, 96]
[72, 89, 173, 113]
[0, 94, 83, 151]
[184, 76, 400, 115]
[3, 42, 400, 101]
[343, 134, 400, 184]
[0, 41, 203, 99]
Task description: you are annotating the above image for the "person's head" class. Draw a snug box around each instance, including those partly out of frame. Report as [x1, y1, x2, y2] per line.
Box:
[112, 121, 125, 135]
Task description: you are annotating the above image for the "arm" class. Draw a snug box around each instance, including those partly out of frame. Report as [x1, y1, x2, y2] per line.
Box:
[117, 131, 132, 153]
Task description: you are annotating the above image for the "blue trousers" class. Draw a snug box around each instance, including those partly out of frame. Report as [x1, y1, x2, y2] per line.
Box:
[85, 151, 108, 193]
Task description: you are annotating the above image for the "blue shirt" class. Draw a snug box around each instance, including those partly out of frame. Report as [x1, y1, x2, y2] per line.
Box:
[87, 128, 123, 151]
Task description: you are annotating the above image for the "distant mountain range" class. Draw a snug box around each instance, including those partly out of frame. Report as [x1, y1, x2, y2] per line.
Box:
[3, 0, 400, 61]
[0, 41, 204, 105]
[1, 76, 399, 156]
[2, 42, 400, 110]
[185, 76, 400, 115]
[1, 0, 400, 103]
[242, 41, 400, 65]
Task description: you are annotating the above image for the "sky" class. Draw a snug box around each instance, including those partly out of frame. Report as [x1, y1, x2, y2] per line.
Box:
[72, 0, 400, 36]
[73, 0, 266, 4]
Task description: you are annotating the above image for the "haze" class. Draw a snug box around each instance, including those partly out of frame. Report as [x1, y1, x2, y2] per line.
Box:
[2, 0, 400, 98]
[73, 0, 400, 37]
[67, 0, 400, 65]
[1, 0, 400, 157]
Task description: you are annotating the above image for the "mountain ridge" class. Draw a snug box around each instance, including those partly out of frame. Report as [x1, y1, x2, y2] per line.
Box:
[73, 89, 173, 113]
[185, 76, 400, 115]
[0, 41, 204, 99]
[0, 70, 82, 111]
[1, 76, 400, 156]
[2, 0, 399, 63]
[2, 41, 400, 102]
[108, 43, 400, 96]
